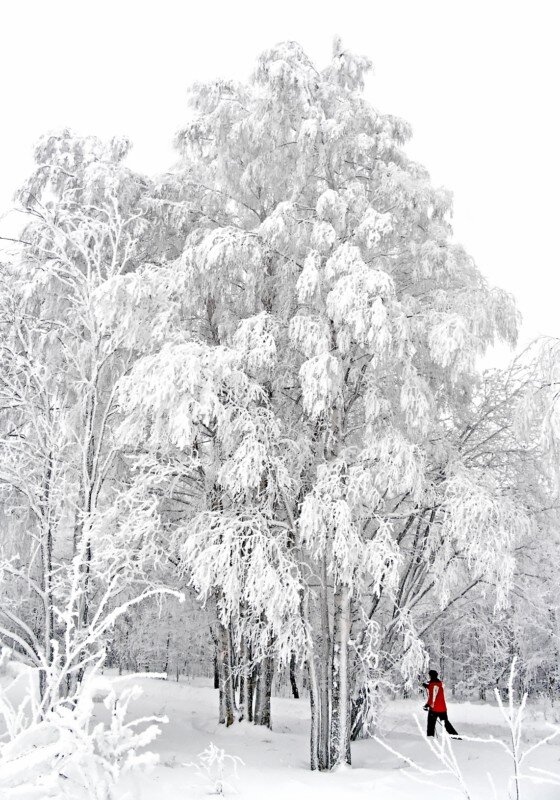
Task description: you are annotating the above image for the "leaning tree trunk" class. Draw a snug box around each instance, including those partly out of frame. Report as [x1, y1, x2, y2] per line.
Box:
[330, 583, 351, 768]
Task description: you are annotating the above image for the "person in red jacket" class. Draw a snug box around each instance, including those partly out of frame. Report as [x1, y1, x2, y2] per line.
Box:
[422, 669, 460, 738]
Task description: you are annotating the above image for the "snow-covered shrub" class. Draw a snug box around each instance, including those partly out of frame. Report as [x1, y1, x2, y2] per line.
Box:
[0, 656, 166, 799]
[186, 742, 244, 795]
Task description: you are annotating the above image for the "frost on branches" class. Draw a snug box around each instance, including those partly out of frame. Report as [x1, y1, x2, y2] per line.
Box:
[0, 133, 181, 792]
[0, 38, 554, 784]
[159, 37, 523, 770]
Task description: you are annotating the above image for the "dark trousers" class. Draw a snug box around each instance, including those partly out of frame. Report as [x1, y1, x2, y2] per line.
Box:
[427, 710, 459, 737]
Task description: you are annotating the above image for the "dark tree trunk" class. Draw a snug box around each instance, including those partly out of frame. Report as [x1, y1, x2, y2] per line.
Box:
[289, 652, 300, 699]
[213, 654, 220, 689]
[163, 632, 170, 676]
[350, 688, 366, 741]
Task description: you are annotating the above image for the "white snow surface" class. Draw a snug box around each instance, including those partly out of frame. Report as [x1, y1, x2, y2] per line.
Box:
[84, 673, 560, 800]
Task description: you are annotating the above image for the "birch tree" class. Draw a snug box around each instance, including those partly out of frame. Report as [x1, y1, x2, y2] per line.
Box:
[0, 132, 178, 705]
[152, 38, 522, 768]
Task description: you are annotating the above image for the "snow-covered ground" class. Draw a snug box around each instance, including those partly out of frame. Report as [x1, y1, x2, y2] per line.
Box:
[94, 673, 560, 800]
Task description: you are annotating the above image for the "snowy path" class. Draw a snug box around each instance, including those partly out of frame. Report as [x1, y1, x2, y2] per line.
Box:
[104, 676, 560, 800]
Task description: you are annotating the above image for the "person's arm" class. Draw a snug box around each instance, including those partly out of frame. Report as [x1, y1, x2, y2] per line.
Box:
[432, 684, 440, 707]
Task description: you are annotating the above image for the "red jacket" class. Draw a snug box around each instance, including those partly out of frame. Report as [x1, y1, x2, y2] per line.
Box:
[426, 679, 447, 712]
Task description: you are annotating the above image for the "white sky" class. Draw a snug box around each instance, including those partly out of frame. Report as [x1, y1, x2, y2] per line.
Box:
[1, 0, 558, 362]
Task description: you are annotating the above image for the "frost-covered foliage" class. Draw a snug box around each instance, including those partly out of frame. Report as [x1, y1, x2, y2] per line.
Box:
[0, 135, 184, 790]
[0, 36, 558, 781]
[186, 742, 244, 796]
[0, 176, 178, 683]
[0, 652, 166, 799]
[165, 35, 528, 769]
[181, 511, 304, 656]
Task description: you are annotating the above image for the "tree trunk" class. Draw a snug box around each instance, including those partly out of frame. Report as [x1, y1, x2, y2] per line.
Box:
[213, 654, 220, 690]
[350, 688, 366, 741]
[300, 589, 322, 770]
[330, 584, 351, 768]
[308, 655, 322, 770]
[239, 639, 254, 722]
[163, 631, 170, 677]
[39, 455, 54, 708]
[254, 655, 273, 728]
[318, 555, 332, 770]
[440, 627, 445, 677]
[217, 621, 235, 726]
[289, 652, 300, 699]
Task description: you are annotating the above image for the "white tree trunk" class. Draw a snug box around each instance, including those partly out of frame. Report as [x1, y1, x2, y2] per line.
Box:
[318, 554, 332, 770]
[330, 584, 351, 768]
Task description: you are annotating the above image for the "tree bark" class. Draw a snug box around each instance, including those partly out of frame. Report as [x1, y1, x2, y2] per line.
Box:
[217, 621, 235, 726]
[254, 655, 273, 728]
[163, 631, 170, 677]
[239, 638, 254, 722]
[318, 555, 332, 770]
[289, 652, 300, 699]
[330, 584, 351, 768]
[308, 655, 321, 770]
[213, 654, 220, 690]
[39, 455, 54, 708]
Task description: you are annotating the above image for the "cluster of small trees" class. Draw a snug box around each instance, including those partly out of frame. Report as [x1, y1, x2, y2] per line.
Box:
[1, 38, 560, 775]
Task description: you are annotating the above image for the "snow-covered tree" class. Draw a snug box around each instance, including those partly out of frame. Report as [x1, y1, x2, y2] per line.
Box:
[124, 38, 525, 769]
[3, 37, 557, 781]
[0, 132, 179, 706]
